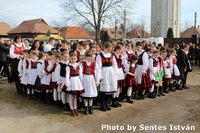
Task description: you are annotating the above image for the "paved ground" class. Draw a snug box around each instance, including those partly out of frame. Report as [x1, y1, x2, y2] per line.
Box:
[0, 68, 199, 133]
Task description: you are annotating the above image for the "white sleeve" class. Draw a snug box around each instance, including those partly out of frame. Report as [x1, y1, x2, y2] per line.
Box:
[112, 55, 119, 75]
[65, 66, 70, 88]
[55, 64, 61, 84]
[95, 54, 102, 83]
[142, 52, 149, 73]
[169, 57, 173, 73]
[18, 59, 23, 77]
[47, 61, 53, 72]
[9, 44, 20, 59]
[79, 63, 83, 82]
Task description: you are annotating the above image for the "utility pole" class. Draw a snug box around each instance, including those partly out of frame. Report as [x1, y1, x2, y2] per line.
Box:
[194, 12, 197, 28]
[124, 9, 127, 39]
[115, 19, 117, 41]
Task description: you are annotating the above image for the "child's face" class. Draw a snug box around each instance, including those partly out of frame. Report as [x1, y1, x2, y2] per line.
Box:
[79, 55, 85, 62]
[116, 49, 122, 55]
[63, 54, 69, 61]
[161, 53, 167, 59]
[91, 48, 97, 55]
[70, 56, 77, 63]
[153, 52, 159, 58]
[127, 44, 132, 50]
[85, 56, 92, 62]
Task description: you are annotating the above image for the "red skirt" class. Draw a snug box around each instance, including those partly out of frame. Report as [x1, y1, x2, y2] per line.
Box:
[118, 80, 125, 88]
[162, 77, 171, 83]
[141, 72, 152, 90]
[125, 75, 137, 87]
[49, 82, 57, 89]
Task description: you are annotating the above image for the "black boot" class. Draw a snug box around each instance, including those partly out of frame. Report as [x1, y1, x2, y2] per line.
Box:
[127, 96, 134, 103]
[100, 94, 107, 111]
[105, 95, 111, 111]
[84, 107, 89, 115]
[153, 86, 158, 98]
[116, 98, 122, 107]
[88, 106, 93, 114]
[148, 92, 154, 99]
[163, 83, 169, 93]
[139, 90, 144, 100]
[111, 98, 118, 108]
[159, 86, 165, 96]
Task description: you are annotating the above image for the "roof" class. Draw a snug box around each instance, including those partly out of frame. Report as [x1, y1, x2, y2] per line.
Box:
[101, 28, 123, 40]
[0, 22, 12, 36]
[8, 18, 58, 34]
[59, 26, 94, 39]
[180, 26, 200, 38]
[127, 28, 150, 38]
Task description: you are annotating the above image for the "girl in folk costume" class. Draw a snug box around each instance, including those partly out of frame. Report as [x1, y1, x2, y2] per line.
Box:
[111, 45, 125, 107]
[75, 41, 86, 62]
[80, 51, 98, 115]
[18, 50, 30, 94]
[42, 52, 54, 103]
[123, 42, 135, 65]
[124, 55, 138, 103]
[148, 49, 160, 98]
[135, 42, 152, 100]
[157, 50, 170, 96]
[49, 52, 60, 104]
[55, 51, 70, 111]
[9, 35, 26, 93]
[27, 50, 38, 98]
[35, 52, 46, 99]
[65, 53, 84, 116]
[90, 45, 98, 61]
[46, 52, 57, 104]
[169, 49, 181, 91]
[95, 42, 118, 111]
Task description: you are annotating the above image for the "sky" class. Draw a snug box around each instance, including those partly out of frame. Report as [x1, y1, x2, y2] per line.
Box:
[0, 0, 199, 32]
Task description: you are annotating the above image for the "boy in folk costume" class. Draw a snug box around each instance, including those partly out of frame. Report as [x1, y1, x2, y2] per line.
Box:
[169, 49, 181, 91]
[135, 42, 152, 100]
[65, 53, 84, 116]
[27, 50, 38, 98]
[95, 42, 118, 111]
[124, 55, 138, 103]
[111, 45, 125, 107]
[80, 51, 98, 115]
[55, 51, 70, 111]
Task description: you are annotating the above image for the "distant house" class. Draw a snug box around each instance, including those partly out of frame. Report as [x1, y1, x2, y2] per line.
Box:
[100, 28, 123, 42]
[127, 28, 150, 38]
[8, 18, 58, 39]
[180, 26, 200, 38]
[58, 26, 94, 42]
[0, 22, 12, 38]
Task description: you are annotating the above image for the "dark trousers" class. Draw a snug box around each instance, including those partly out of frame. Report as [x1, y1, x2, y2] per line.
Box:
[0, 61, 11, 81]
[11, 59, 20, 91]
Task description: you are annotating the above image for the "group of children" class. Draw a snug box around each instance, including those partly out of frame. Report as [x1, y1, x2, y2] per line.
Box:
[15, 41, 183, 117]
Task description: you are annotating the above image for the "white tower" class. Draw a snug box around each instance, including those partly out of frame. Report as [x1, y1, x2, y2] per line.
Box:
[151, 0, 181, 37]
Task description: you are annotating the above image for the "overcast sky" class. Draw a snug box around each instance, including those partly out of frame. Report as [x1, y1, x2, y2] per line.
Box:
[0, 0, 199, 32]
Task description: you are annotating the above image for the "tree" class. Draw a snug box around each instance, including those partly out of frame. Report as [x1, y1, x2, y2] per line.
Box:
[62, 0, 123, 41]
[167, 27, 174, 38]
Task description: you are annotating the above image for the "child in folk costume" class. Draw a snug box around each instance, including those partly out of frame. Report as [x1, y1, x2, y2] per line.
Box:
[80, 51, 98, 115]
[169, 49, 181, 91]
[148, 50, 160, 98]
[157, 50, 170, 96]
[124, 55, 138, 103]
[111, 45, 125, 107]
[95, 42, 118, 111]
[76, 42, 86, 62]
[27, 50, 38, 98]
[46, 52, 57, 103]
[18, 50, 30, 94]
[135, 42, 152, 100]
[65, 53, 84, 116]
[123, 42, 135, 65]
[49, 52, 60, 104]
[55, 51, 70, 110]
[35, 52, 46, 100]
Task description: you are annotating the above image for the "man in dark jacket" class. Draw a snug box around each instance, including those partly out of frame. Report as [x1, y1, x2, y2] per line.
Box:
[0, 38, 10, 82]
[176, 44, 191, 89]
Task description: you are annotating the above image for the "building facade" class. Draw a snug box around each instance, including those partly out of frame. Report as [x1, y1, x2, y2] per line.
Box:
[151, 0, 181, 38]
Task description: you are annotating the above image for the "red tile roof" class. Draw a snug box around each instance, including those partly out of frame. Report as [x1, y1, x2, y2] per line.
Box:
[60, 26, 94, 39]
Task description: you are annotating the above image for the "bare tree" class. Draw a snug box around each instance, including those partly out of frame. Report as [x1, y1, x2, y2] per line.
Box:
[62, 0, 123, 41]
